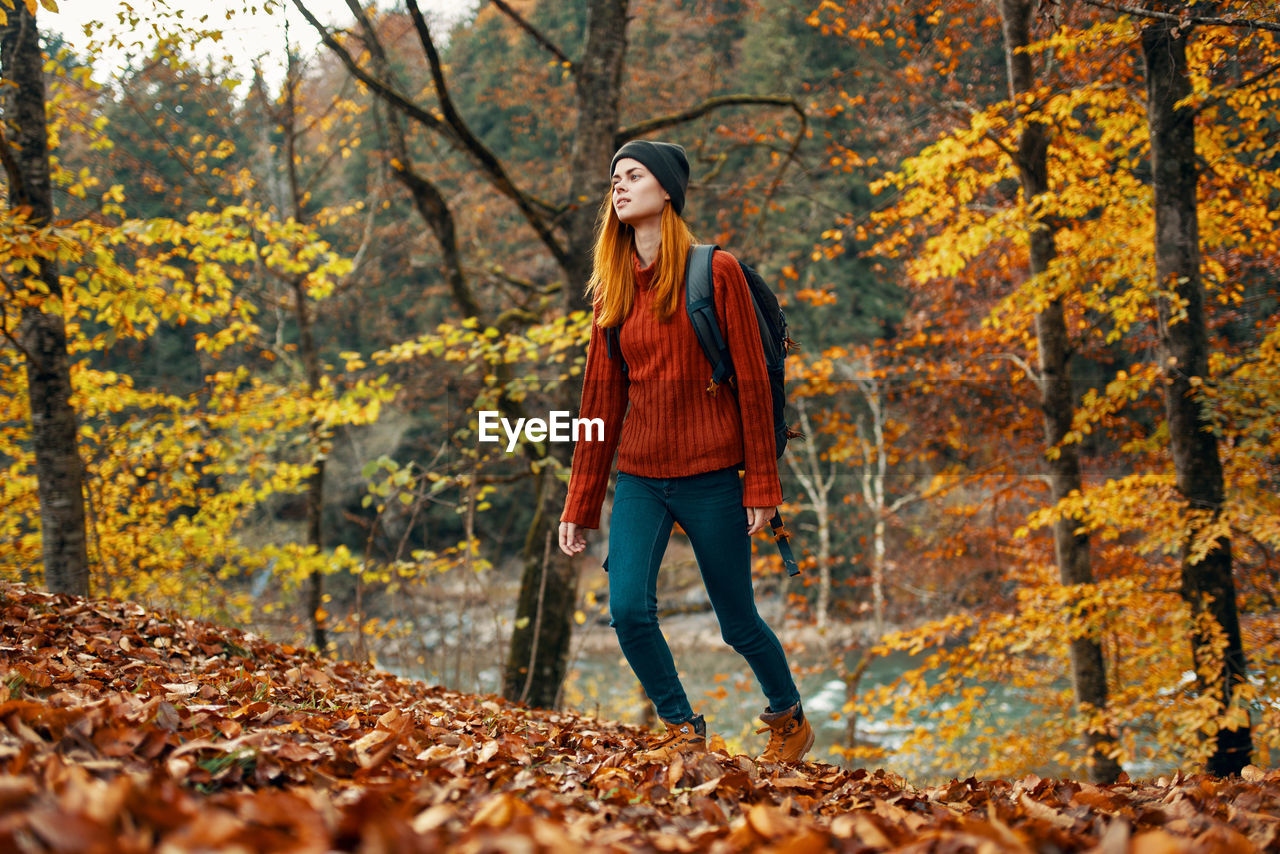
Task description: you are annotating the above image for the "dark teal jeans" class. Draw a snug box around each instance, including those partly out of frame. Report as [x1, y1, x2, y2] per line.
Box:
[607, 465, 801, 724]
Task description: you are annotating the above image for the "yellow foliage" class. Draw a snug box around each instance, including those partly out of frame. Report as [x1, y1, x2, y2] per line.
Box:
[1, 175, 391, 626]
[834, 8, 1280, 776]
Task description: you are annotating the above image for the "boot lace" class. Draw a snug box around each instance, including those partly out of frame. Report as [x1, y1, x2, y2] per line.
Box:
[757, 718, 798, 758]
[646, 729, 682, 751]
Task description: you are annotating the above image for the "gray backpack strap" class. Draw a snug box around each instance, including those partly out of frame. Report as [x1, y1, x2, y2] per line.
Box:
[684, 244, 733, 393]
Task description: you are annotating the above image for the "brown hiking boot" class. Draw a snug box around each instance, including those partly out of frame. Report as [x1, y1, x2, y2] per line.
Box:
[756, 703, 814, 762]
[636, 714, 707, 761]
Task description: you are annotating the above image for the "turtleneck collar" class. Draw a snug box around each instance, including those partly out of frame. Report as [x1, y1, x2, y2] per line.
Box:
[633, 250, 658, 290]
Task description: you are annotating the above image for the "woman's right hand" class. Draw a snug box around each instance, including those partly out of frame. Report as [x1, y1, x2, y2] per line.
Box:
[559, 521, 587, 556]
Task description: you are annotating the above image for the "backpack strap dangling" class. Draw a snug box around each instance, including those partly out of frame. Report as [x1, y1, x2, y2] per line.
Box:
[768, 511, 801, 577]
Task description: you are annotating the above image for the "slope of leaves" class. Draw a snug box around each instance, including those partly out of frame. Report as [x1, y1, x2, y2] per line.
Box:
[1, 582, 1277, 853]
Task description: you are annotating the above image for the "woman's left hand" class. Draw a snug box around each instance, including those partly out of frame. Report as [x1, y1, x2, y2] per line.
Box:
[746, 506, 776, 537]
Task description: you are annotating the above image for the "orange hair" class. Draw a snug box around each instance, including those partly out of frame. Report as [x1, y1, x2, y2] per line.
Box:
[585, 195, 696, 328]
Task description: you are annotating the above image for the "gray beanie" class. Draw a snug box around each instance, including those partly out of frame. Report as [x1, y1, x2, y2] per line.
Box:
[610, 140, 690, 215]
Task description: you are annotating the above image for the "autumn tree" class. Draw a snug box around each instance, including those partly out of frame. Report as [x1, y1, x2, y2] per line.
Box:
[238, 45, 383, 651]
[1, 0, 91, 596]
[291, 0, 805, 709]
[1134, 0, 1255, 778]
[997, 0, 1122, 784]
[0, 8, 391, 634]
[812, 0, 1280, 777]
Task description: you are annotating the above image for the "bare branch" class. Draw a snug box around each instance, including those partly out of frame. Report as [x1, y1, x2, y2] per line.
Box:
[990, 352, 1044, 392]
[0, 283, 35, 364]
[489, 0, 572, 68]
[403, 0, 565, 227]
[1195, 59, 1280, 114]
[754, 119, 808, 240]
[341, 184, 381, 288]
[615, 94, 805, 146]
[109, 76, 222, 198]
[1078, 0, 1280, 33]
[495, 307, 541, 330]
[341, 0, 482, 320]
[283, 53, 305, 217]
[480, 264, 558, 294]
[887, 491, 920, 514]
[292, 0, 569, 270]
[291, 1, 457, 143]
[1231, 57, 1280, 93]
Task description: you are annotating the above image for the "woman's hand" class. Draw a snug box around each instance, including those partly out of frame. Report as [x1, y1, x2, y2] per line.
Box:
[559, 521, 587, 556]
[746, 506, 776, 537]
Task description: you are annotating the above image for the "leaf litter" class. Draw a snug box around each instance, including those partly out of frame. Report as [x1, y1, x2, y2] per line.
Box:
[1, 582, 1277, 852]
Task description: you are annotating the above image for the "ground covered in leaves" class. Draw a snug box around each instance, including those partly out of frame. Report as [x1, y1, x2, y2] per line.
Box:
[1, 583, 1278, 852]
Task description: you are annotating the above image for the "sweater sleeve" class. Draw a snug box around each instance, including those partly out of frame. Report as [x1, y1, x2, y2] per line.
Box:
[560, 310, 628, 528]
[712, 251, 783, 508]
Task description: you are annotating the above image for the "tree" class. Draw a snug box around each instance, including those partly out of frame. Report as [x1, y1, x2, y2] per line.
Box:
[1138, 0, 1253, 777]
[811, 0, 1280, 776]
[997, 0, 1123, 784]
[245, 46, 382, 652]
[1, 0, 91, 596]
[291, 0, 804, 709]
[1, 16, 391, 626]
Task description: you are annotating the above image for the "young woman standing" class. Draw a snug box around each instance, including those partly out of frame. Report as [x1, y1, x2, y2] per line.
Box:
[557, 140, 813, 763]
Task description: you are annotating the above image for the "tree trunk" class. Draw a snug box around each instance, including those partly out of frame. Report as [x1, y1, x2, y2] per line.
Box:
[562, 0, 628, 317]
[998, 0, 1123, 783]
[304, 0, 794, 708]
[866, 380, 887, 637]
[294, 276, 328, 652]
[503, 470, 580, 708]
[1, 7, 91, 597]
[283, 55, 328, 652]
[786, 397, 834, 628]
[502, 0, 629, 707]
[852, 366, 892, 637]
[1141, 12, 1252, 776]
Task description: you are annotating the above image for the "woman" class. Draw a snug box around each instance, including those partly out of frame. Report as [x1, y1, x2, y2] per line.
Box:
[558, 139, 813, 763]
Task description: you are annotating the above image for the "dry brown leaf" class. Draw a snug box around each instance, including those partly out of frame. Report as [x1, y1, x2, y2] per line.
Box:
[745, 802, 797, 840]
[1131, 829, 1194, 854]
[470, 792, 531, 828]
[411, 803, 456, 834]
[4, 582, 1280, 854]
[666, 751, 685, 790]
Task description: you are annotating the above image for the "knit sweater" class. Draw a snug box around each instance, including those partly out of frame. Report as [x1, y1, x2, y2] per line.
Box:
[561, 249, 782, 529]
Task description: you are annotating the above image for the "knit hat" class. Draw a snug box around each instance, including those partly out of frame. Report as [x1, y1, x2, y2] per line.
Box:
[610, 140, 690, 215]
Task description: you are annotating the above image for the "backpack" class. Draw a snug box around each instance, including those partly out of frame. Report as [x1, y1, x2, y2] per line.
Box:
[604, 244, 803, 576]
[684, 244, 800, 458]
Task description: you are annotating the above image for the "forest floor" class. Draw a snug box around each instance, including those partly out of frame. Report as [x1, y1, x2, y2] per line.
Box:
[1, 582, 1277, 853]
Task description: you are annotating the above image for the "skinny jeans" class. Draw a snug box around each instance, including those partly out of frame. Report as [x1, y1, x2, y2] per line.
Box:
[607, 465, 800, 724]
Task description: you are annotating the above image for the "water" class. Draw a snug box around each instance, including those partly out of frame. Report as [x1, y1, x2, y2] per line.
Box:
[558, 609, 1173, 783]
[559, 612, 940, 774]
[381, 571, 1180, 783]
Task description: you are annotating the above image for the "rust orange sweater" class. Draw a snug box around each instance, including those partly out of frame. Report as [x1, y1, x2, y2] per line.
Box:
[561, 249, 782, 529]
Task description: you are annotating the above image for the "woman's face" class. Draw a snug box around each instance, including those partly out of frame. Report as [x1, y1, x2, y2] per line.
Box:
[611, 158, 669, 226]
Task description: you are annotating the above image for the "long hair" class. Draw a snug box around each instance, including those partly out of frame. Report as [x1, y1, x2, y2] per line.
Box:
[585, 194, 695, 328]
